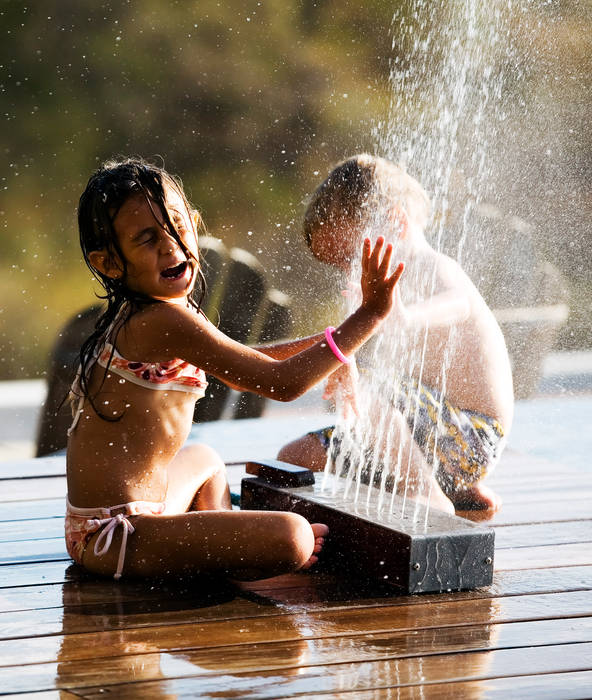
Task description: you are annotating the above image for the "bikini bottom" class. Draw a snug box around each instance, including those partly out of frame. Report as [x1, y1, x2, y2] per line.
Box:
[65, 498, 166, 579]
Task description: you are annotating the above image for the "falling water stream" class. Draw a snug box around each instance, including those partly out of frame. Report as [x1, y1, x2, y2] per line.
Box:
[322, 0, 515, 526]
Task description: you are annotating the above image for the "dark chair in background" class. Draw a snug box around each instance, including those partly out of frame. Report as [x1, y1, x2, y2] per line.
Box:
[35, 236, 292, 457]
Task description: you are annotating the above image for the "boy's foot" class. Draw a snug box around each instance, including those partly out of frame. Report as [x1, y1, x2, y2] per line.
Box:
[301, 523, 329, 569]
[451, 483, 501, 512]
[398, 473, 455, 515]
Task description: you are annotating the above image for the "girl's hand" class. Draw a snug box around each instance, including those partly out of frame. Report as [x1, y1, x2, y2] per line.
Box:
[360, 237, 404, 319]
[323, 360, 359, 418]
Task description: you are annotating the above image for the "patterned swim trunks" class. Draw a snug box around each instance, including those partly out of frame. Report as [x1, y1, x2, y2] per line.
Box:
[309, 377, 505, 495]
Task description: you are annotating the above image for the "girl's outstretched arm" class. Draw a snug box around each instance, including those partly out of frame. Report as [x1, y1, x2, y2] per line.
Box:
[126, 238, 403, 401]
[254, 333, 325, 360]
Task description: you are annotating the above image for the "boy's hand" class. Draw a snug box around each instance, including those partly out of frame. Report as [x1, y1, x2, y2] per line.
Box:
[360, 237, 404, 319]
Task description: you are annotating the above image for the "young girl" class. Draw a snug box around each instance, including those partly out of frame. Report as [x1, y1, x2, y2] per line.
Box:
[66, 157, 404, 581]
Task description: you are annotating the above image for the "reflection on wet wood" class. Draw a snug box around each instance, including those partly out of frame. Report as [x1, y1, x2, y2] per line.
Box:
[1, 589, 590, 661]
[1, 619, 591, 695]
[56, 642, 592, 698]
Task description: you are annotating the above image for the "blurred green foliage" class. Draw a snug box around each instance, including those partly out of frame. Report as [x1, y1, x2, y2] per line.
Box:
[1, 0, 590, 379]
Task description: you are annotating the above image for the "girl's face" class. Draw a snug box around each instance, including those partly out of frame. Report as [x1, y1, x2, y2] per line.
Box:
[109, 186, 199, 303]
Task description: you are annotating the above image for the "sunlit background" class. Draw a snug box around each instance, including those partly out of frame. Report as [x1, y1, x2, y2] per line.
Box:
[1, 0, 590, 385]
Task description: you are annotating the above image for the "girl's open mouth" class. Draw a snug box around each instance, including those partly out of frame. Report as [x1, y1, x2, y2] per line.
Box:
[161, 261, 189, 281]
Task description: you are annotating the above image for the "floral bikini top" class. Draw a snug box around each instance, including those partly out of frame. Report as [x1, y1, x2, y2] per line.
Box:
[68, 305, 208, 435]
[97, 342, 208, 396]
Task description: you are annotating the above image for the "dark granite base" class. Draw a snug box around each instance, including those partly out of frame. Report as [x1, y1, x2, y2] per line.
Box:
[241, 460, 495, 594]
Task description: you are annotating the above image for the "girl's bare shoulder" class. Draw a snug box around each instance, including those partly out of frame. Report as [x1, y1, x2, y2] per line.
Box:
[120, 302, 209, 360]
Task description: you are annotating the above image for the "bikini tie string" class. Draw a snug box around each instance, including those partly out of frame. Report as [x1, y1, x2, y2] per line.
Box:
[92, 513, 135, 580]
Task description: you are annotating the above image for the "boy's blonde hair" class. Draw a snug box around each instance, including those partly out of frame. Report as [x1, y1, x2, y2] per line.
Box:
[303, 154, 431, 247]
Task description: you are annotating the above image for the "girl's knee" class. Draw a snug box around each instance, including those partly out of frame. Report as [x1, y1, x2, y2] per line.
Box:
[273, 512, 315, 569]
[183, 442, 224, 468]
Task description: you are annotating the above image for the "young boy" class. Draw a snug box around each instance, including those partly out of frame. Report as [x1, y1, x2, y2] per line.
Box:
[278, 154, 514, 513]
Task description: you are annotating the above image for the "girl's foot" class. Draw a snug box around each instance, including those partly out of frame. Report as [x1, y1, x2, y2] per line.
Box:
[301, 523, 329, 569]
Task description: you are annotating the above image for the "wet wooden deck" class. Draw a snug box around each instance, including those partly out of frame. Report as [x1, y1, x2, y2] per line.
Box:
[1, 418, 591, 698]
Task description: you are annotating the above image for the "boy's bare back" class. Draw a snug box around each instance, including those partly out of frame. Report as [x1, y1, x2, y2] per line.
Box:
[397, 244, 514, 431]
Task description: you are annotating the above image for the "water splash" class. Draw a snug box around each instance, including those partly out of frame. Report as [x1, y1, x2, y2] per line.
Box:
[324, 0, 515, 527]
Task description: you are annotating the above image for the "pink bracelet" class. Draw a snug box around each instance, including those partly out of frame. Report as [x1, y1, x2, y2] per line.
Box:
[324, 326, 351, 364]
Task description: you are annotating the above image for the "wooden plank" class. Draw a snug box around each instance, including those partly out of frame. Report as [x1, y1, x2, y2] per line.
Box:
[463, 499, 592, 525]
[0, 477, 66, 502]
[0, 561, 76, 588]
[51, 642, 592, 698]
[1, 619, 591, 694]
[0, 539, 68, 565]
[0, 518, 64, 543]
[0, 456, 65, 481]
[0, 499, 64, 522]
[2, 693, 80, 700]
[492, 485, 592, 505]
[494, 521, 592, 548]
[0, 578, 219, 613]
[302, 671, 592, 700]
[495, 543, 592, 571]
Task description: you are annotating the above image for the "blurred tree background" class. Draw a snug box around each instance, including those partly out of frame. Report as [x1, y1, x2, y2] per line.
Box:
[1, 0, 590, 380]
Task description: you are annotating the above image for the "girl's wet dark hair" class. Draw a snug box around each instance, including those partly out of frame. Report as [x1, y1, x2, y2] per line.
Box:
[76, 157, 206, 420]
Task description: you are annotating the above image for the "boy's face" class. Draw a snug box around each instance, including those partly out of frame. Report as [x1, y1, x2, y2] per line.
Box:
[310, 222, 360, 271]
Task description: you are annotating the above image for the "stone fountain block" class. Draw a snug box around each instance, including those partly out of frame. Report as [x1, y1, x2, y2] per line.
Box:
[241, 459, 495, 594]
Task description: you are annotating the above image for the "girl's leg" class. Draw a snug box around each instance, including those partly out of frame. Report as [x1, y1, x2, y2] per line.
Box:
[82, 509, 327, 580]
[164, 443, 231, 514]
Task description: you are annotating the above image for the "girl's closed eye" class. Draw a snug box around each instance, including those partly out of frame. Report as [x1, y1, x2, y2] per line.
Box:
[139, 232, 156, 245]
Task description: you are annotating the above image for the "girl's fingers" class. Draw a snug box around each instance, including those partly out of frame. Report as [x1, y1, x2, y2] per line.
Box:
[370, 236, 385, 267]
[378, 242, 393, 277]
[361, 238, 372, 272]
[387, 261, 405, 289]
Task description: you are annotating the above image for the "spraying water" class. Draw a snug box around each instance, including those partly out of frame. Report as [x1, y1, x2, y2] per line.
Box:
[323, 0, 515, 526]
